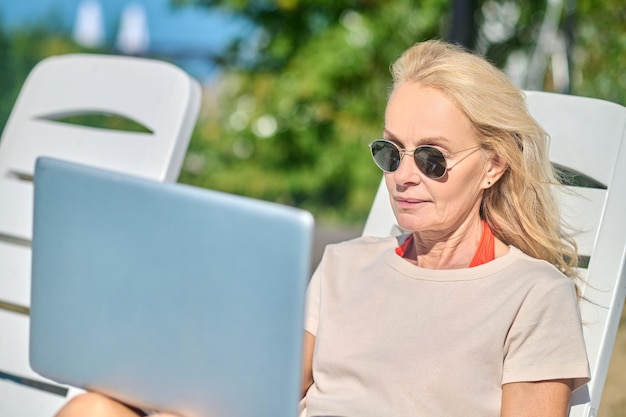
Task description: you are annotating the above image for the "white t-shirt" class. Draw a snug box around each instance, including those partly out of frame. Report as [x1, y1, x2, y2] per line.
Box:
[303, 235, 590, 417]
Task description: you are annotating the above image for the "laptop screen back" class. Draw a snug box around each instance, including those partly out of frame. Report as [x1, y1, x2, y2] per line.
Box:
[30, 157, 314, 417]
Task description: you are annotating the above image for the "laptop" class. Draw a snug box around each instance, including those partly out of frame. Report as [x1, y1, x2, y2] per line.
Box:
[29, 157, 314, 417]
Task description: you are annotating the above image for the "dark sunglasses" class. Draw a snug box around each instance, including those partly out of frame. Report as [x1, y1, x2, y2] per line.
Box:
[369, 139, 481, 179]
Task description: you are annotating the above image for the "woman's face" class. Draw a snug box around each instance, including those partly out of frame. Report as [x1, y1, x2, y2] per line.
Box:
[383, 82, 489, 235]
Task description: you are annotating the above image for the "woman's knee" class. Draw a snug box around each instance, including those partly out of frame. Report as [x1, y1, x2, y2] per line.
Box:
[55, 392, 141, 417]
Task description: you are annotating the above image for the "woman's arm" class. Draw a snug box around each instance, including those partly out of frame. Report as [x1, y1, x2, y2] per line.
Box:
[55, 392, 152, 417]
[301, 331, 316, 399]
[501, 379, 574, 417]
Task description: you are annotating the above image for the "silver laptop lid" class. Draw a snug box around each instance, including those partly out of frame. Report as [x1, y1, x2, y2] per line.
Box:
[30, 157, 314, 417]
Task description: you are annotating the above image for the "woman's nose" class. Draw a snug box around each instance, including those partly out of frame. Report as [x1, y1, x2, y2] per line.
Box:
[392, 152, 422, 185]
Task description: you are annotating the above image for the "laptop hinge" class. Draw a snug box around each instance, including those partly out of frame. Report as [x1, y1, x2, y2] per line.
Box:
[0, 370, 69, 397]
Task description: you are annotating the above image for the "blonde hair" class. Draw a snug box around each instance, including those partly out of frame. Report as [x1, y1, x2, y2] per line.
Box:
[391, 39, 579, 280]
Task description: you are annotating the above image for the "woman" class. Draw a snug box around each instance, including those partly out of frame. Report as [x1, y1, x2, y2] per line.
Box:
[56, 40, 589, 417]
[299, 40, 588, 417]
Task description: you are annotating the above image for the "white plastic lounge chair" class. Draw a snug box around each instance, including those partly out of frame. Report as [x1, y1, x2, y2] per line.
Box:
[362, 91, 626, 417]
[0, 53, 201, 416]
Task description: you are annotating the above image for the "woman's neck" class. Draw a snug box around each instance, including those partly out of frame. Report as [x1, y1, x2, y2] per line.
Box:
[408, 218, 485, 269]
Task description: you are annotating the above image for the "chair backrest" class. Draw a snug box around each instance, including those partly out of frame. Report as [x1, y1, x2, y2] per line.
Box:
[0, 53, 201, 308]
[0, 53, 200, 417]
[362, 91, 626, 417]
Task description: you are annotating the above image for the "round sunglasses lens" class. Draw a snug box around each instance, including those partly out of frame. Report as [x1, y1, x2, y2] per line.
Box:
[371, 141, 400, 172]
[414, 147, 446, 178]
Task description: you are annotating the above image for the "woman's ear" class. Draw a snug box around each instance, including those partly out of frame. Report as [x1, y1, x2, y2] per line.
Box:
[481, 153, 508, 190]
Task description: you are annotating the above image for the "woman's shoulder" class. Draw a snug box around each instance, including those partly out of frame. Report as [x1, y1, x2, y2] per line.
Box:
[316, 234, 407, 268]
[506, 246, 562, 270]
[504, 246, 577, 289]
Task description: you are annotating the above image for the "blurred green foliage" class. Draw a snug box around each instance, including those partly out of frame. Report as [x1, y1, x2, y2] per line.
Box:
[1, 0, 625, 226]
[574, 0, 626, 105]
[176, 0, 626, 225]
[177, 0, 450, 224]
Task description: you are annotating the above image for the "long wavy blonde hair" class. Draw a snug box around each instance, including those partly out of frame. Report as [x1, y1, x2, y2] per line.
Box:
[390, 39, 579, 280]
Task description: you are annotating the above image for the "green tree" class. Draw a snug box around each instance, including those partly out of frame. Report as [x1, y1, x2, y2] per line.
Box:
[471, 0, 625, 104]
[177, 0, 625, 226]
[2, 1, 623, 225]
[574, 0, 626, 105]
[177, 0, 450, 224]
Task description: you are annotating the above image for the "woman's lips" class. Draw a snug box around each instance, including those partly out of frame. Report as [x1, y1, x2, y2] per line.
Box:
[394, 197, 428, 209]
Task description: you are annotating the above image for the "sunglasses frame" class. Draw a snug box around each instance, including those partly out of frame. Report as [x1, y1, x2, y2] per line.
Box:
[369, 139, 481, 179]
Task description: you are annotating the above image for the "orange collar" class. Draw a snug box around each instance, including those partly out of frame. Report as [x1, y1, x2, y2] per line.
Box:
[469, 220, 495, 267]
[395, 220, 495, 267]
